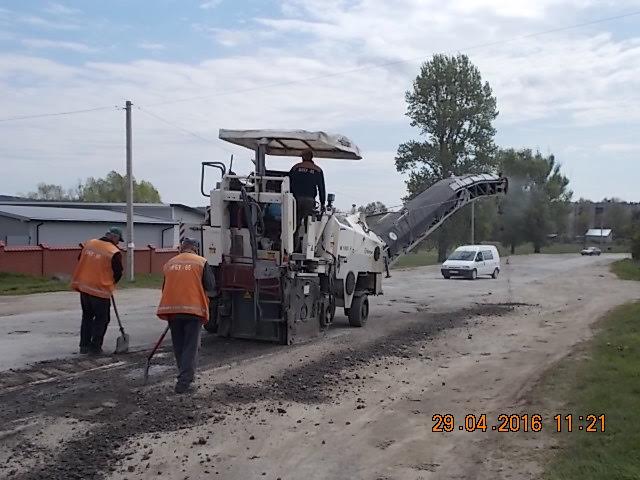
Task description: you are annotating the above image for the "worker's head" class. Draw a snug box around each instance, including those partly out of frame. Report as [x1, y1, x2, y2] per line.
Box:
[301, 150, 313, 162]
[180, 237, 200, 254]
[105, 227, 124, 245]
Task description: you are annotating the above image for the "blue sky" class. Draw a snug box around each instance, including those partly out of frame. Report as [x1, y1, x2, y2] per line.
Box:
[1, 0, 640, 208]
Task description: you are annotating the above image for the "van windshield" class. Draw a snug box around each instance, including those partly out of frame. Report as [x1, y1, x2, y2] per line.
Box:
[447, 250, 476, 261]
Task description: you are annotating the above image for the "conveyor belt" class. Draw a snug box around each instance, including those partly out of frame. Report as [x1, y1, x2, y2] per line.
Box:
[370, 174, 508, 264]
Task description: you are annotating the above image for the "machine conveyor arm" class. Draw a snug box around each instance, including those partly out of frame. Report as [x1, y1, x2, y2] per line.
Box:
[370, 174, 508, 265]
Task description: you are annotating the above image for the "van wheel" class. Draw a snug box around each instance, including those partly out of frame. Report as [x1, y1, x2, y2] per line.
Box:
[491, 268, 499, 279]
[469, 269, 477, 280]
[348, 295, 369, 327]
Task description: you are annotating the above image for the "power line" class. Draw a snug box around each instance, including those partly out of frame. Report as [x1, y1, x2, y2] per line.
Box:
[142, 9, 640, 108]
[0, 106, 116, 123]
[136, 106, 235, 154]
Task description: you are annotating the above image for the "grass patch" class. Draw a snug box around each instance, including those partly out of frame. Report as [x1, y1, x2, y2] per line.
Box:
[0, 272, 163, 296]
[542, 301, 640, 479]
[0, 272, 70, 295]
[393, 250, 440, 269]
[610, 259, 640, 281]
[121, 273, 163, 289]
[393, 242, 630, 269]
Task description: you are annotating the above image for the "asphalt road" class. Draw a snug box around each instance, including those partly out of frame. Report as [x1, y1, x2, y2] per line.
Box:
[0, 253, 627, 371]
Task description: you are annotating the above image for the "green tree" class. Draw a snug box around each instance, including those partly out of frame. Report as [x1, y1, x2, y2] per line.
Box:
[26, 183, 77, 201]
[573, 199, 592, 240]
[395, 54, 498, 261]
[79, 171, 161, 202]
[602, 199, 632, 239]
[358, 202, 388, 215]
[497, 149, 572, 253]
[25, 172, 162, 203]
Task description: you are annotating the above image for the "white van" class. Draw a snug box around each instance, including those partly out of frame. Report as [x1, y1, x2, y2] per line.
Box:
[441, 245, 500, 280]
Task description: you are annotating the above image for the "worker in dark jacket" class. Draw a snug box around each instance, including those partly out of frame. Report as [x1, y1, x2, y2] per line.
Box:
[157, 238, 216, 394]
[71, 227, 124, 355]
[289, 150, 326, 230]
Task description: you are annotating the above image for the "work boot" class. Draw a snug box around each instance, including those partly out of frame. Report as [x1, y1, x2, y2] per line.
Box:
[175, 383, 195, 394]
[88, 347, 104, 356]
[79, 347, 90, 355]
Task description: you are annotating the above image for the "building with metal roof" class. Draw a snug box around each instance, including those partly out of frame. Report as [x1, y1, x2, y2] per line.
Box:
[585, 228, 613, 243]
[0, 205, 178, 247]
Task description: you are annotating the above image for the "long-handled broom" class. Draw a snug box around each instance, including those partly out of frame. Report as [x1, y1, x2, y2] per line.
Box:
[111, 295, 130, 354]
[143, 325, 170, 385]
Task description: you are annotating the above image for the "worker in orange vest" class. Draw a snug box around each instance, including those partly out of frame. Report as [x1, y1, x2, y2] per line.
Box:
[71, 227, 124, 355]
[157, 238, 215, 394]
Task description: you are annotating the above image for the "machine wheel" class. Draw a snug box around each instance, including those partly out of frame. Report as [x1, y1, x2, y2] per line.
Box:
[491, 268, 499, 279]
[328, 296, 336, 323]
[203, 298, 219, 333]
[203, 319, 218, 333]
[469, 269, 478, 280]
[348, 295, 369, 327]
[321, 295, 336, 327]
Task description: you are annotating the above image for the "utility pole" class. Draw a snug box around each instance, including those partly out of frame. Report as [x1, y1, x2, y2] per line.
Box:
[600, 205, 604, 248]
[125, 100, 134, 282]
[594, 204, 603, 248]
[470, 201, 475, 244]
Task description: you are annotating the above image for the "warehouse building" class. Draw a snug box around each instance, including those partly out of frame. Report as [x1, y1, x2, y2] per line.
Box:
[0, 205, 177, 246]
[0, 201, 205, 247]
[585, 228, 613, 243]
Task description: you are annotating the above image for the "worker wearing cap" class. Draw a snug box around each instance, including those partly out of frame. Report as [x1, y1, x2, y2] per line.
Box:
[289, 150, 326, 231]
[71, 227, 124, 355]
[157, 238, 216, 394]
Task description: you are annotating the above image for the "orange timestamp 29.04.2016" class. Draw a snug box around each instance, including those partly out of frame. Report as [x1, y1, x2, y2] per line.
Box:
[432, 413, 606, 433]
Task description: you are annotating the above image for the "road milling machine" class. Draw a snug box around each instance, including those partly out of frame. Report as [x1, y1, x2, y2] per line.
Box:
[199, 129, 507, 344]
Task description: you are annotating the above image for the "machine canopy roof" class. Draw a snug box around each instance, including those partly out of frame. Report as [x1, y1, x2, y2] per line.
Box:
[219, 129, 362, 160]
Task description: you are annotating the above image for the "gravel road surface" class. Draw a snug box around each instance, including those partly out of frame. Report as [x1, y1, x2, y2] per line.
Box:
[0, 253, 637, 480]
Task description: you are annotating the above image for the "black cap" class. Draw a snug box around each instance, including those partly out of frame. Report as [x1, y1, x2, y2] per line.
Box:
[107, 226, 124, 242]
[181, 237, 199, 249]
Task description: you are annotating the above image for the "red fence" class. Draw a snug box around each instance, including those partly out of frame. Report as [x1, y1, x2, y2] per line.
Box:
[0, 242, 178, 278]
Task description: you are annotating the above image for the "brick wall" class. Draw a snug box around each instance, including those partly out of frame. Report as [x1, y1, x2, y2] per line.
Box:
[0, 242, 178, 277]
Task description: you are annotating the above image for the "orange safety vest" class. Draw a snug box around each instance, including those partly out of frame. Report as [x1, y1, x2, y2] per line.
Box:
[157, 252, 210, 323]
[71, 239, 120, 299]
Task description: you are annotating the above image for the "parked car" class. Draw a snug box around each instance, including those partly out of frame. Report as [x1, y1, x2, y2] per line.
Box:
[581, 246, 602, 256]
[441, 245, 501, 280]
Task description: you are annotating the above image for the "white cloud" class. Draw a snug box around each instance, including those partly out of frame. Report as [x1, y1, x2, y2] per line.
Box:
[3, 0, 640, 205]
[599, 143, 640, 153]
[21, 38, 96, 53]
[44, 3, 81, 16]
[19, 14, 80, 30]
[193, 25, 275, 47]
[200, 0, 222, 9]
[138, 42, 166, 51]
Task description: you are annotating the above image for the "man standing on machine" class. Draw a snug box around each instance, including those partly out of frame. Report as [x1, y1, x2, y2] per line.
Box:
[289, 149, 326, 230]
[71, 227, 124, 355]
[157, 238, 216, 394]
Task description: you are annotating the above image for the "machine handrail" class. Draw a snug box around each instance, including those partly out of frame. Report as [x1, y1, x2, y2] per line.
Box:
[201, 161, 227, 197]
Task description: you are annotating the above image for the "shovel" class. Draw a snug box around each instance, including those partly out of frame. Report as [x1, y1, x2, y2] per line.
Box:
[111, 295, 130, 354]
[144, 325, 170, 385]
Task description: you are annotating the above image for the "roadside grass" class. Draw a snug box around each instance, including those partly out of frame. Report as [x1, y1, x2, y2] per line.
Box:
[393, 242, 630, 269]
[0, 272, 163, 296]
[393, 250, 440, 268]
[0, 272, 70, 295]
[541, 301, 640, 479]
[610, 259, 640, 281]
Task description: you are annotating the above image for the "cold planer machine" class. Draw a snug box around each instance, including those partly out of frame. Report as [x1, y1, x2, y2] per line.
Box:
[200, 129, 508, 344]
